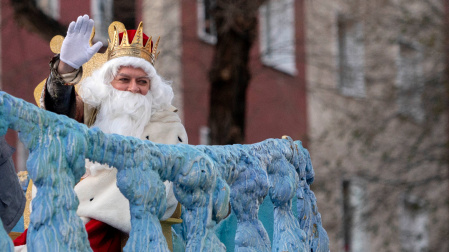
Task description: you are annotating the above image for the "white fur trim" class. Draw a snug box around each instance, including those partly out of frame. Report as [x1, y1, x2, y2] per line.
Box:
[14, 245, 27, 252]
[75, 168, 131, 233]
[74, 109, 187, 233]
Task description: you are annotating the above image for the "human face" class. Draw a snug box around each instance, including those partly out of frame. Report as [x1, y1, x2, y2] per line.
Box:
[110, 67, 151, 95]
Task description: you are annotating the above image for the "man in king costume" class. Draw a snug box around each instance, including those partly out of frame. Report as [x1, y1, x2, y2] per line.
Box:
[14, 15, 187, 251]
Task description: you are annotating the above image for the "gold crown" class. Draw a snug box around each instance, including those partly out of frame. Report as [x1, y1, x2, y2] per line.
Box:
[107, 21, 160, 65]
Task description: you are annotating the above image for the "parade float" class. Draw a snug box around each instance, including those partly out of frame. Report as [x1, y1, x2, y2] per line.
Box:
[0, 21, 329, 252]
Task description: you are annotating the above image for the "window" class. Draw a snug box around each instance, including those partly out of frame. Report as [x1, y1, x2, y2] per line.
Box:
[35, 0, 59, 19]
[91, 0, 114, 43]
[343, 179, 369, 252]
[399, 194, 428, 251]
[197, 0, 217, 44]
[259, 0, 296, 75]
[396, 41, 425, 123]
[337, 16, 365, 97]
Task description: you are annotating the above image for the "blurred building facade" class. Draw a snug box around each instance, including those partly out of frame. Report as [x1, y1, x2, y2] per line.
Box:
[179, 0, 308, 145]
[305, 0, 449, 251]
[0, 0, 307, 164]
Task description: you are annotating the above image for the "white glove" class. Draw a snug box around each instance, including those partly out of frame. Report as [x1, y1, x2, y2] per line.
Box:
[60, 15, 103, 69]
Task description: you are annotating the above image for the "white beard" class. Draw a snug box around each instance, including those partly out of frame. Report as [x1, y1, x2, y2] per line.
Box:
[79, 75, 154, 176]
[93, 86, 153, 138]
[80, 78, 153, 138]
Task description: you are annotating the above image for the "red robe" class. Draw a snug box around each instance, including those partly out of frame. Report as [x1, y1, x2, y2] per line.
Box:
[13, 219, 122, 252]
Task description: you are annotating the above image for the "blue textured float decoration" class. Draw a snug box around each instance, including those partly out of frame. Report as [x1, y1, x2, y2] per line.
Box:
[0, 91, 329, 251]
